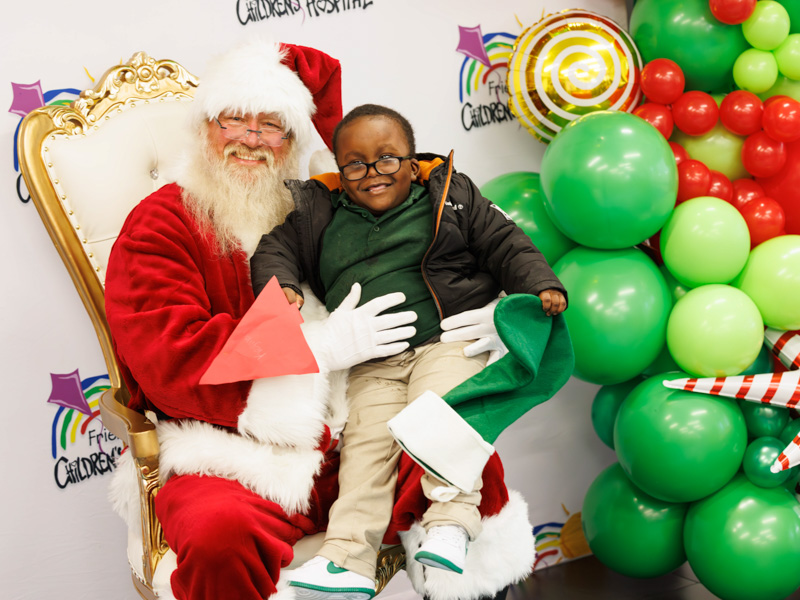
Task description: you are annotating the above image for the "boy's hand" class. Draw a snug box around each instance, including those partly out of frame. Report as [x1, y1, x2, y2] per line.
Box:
[282, 287, 304, 308]
[539, 289, 566, 316]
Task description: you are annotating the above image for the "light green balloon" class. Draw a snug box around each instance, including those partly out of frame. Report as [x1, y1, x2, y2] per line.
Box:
[742, 1, 791, 50]
[758, 74, 800, 103]
[660, 197, 751, 288]
[671, 122, 748, 181]
[734, 48, 780, 93]
[667, 284, 764, 377]
[735, 235, 800, 330]
[775, 34, 800, 80]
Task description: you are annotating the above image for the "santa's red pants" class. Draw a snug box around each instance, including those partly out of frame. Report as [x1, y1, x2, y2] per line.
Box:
[156, 451, 508, 600]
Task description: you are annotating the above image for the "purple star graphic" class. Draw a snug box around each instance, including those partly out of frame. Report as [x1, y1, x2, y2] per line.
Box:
[456, 25, 491, 67]
[48, 369, 92, 415]
[9, 81, 45, 118]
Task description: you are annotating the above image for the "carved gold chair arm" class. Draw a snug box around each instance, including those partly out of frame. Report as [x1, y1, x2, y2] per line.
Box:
[375, 544, 406, 594]
[100, 387, 168, 590]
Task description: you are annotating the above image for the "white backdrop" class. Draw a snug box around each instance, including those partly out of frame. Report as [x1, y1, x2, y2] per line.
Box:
[1, 1, 626, 598]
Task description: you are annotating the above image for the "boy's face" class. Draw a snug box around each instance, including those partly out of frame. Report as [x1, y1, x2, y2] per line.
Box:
[335, 116, 420, 216]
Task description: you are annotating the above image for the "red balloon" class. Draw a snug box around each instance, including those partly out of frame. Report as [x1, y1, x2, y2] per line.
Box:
[633, 102, 674, 138]
[709, 0, 757, 24]
[731, 178, 765, 210]
[669, 141, 689, 165]
[763, 98, 800, 143]
[765, 95, 792, 107]
[742, 131, 787, 178]
[739, 197, 786, 248]
[677, 159, 711, 204]
[707, 171, 733, 202]
[719, 90, 763, 136]
[757, 140, 800, 234]
[641, 58, 686, 105]
[672, 91, 719, 136]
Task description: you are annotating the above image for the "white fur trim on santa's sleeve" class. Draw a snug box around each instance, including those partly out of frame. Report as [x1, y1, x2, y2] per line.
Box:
[239, 372, 329, 449]
[387, 391, 495, 492]
[401, 490, 535, 600]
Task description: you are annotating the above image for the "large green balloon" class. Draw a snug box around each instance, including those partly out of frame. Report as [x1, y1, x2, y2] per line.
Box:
[671, 122, 748, 180]
[743, 436, 794, 488]
[582, 463, 688, 578]
[614, 373, 747, 502]
[540, 111, 677, 249]
[630, 0, 749, 92]
[641, 343, 682, 377]
[660, 197, 751, 288]
[553, 247, 672, 385]
[685, 474, 800, 600]
[480, 172, 576, 265]
[591, 378, 642, 449]
[735, 235, 800, 330]
[666, 284, 764, 377]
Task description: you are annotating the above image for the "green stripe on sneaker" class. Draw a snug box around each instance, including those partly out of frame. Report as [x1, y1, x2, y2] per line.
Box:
[414, 551, 464, 574]
[288, 581, 376, 598]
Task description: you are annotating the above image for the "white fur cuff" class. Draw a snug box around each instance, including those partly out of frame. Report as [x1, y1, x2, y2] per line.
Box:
[387, 391, 495, 492]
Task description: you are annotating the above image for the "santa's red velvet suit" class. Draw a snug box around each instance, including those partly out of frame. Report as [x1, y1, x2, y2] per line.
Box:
[105, 39, 536, 600]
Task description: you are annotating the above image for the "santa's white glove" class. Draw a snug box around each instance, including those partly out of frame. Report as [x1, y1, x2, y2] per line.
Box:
[439, 297, 507, 365]
[301, 283, 417, 372]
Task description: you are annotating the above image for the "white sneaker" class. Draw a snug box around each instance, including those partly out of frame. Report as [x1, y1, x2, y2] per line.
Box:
[414, 525, 468, 574]
[286, 556, 376, 600]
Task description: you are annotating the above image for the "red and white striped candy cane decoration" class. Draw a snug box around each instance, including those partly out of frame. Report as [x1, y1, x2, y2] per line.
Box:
[663, 371, 800, 407]
[765, 328, 800, 371]
[773, 434, 800, 473]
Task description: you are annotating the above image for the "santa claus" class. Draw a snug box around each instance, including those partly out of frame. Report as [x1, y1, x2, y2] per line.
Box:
[105, 38, 536, 600]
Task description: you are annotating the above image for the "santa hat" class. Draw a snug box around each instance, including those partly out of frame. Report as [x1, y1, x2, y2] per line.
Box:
[192, 38, 342, 151]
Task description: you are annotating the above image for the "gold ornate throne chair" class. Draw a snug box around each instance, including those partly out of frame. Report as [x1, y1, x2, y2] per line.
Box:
[18, 51, 404, 600]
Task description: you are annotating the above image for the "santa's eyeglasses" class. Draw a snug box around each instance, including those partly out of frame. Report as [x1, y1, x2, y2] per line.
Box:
[214, 116, 288, 147]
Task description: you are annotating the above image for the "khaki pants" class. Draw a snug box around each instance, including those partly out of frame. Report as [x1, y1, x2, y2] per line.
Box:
[319, 341, 488, 578]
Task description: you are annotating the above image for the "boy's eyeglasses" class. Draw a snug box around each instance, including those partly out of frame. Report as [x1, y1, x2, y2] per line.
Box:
[214, 117, 288, 147]
[338, 155, 413, 181]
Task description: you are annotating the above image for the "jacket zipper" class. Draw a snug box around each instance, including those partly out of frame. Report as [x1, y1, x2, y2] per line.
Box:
[421, 151, 454, 319]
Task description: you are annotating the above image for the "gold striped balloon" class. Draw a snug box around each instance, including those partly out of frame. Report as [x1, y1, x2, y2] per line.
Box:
[508, 9, 643, 143]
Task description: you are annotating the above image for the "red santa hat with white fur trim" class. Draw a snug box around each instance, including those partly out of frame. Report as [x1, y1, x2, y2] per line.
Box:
[192, 38, 342, 151]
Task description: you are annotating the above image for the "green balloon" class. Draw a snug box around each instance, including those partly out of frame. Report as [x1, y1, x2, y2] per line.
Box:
[480, 172, 576, 265]
[775, 34, 800, 80]
[667, 284, 764, 377]
[591, 378, 642, 449]
[743, 1, 791, 50]
[670, 122, 748, 181]
[733, 48, 780, 94]
[685, 474, 800, 600]
[540, 111, 676, 249]
[739, 398, 791, 439]
[553, 247, 672, 385]
[614, 373, 747, 502]
[735, 235, 800, 330]
[775, 0, 800, 34]
[743, 436, 794, 487]
[660, 197, 751, 288]
[659, 264, 692, 303]
[582, 463, 688, 578]
[759, 74, 800, 103]
[630, 0, 749, 92]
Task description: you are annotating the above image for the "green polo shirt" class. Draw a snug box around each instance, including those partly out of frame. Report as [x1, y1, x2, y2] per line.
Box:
[320, 183, 440, 348]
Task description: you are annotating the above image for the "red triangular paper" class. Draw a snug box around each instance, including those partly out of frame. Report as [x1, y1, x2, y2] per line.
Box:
[200, 277, 319, 385]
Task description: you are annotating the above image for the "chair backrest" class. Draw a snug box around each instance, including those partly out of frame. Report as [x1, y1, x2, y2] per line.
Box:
[18, 52, 198, 391]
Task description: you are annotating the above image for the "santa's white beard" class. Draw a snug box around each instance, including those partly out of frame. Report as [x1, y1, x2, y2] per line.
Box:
[178, 130, 299, 257]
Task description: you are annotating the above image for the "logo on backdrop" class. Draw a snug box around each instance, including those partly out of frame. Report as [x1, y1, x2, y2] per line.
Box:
[456, 25, 517, 132]
[8, 81, 80, 204]
[237, 0, 374, 26]
[48, 369, 124, 489]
